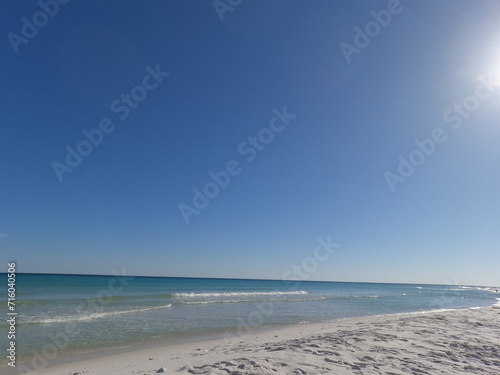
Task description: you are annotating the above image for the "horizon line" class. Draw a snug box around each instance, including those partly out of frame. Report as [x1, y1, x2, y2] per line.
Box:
[2, 271, 498, 288]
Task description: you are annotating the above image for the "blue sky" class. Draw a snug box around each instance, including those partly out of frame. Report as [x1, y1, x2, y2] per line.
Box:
[1, 0, 499, 286]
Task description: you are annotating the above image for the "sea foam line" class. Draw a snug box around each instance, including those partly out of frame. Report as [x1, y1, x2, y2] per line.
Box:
[173, 291, 308, 298]
[452, 286, 500, 293]
[178, 297, 327, 305]
[30, 304, 172, 324]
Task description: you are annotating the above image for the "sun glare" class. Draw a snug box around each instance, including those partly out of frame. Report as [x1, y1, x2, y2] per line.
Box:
[487, 65, 500, 85]
[493, 73, 500, 86]
[476, 73, 500, 87]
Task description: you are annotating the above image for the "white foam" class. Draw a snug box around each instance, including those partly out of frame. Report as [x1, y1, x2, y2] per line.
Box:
[178, 296, 326, 305]
[393, 306, 484, 317]
[173, 291, 308, 298]
[452, 286, 499, 293]
[32, 304, 172, 324]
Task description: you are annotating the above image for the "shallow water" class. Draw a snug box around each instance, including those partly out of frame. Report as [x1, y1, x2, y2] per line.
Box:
[1, 273, 498, 364]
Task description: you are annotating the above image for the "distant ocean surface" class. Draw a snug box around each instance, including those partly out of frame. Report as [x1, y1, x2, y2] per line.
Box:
[1, 273, 499, 366]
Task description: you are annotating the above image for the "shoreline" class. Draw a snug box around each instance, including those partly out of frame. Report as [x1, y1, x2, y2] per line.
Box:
[4, 304, 500, 375]
[1, 305, 484, 369]
[3, 319, 302, 374]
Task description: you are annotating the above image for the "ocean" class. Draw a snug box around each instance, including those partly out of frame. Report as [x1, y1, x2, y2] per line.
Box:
[1, 273, 499, 368]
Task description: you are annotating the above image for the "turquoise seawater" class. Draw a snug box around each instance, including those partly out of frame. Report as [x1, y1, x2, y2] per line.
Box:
[1, 273, 499, 367]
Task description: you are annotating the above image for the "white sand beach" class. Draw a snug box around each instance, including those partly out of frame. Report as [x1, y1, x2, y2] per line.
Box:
[14, 305, 499, 375]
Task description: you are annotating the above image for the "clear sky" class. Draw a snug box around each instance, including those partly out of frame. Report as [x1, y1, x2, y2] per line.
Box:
[1, 0, 499, 286]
